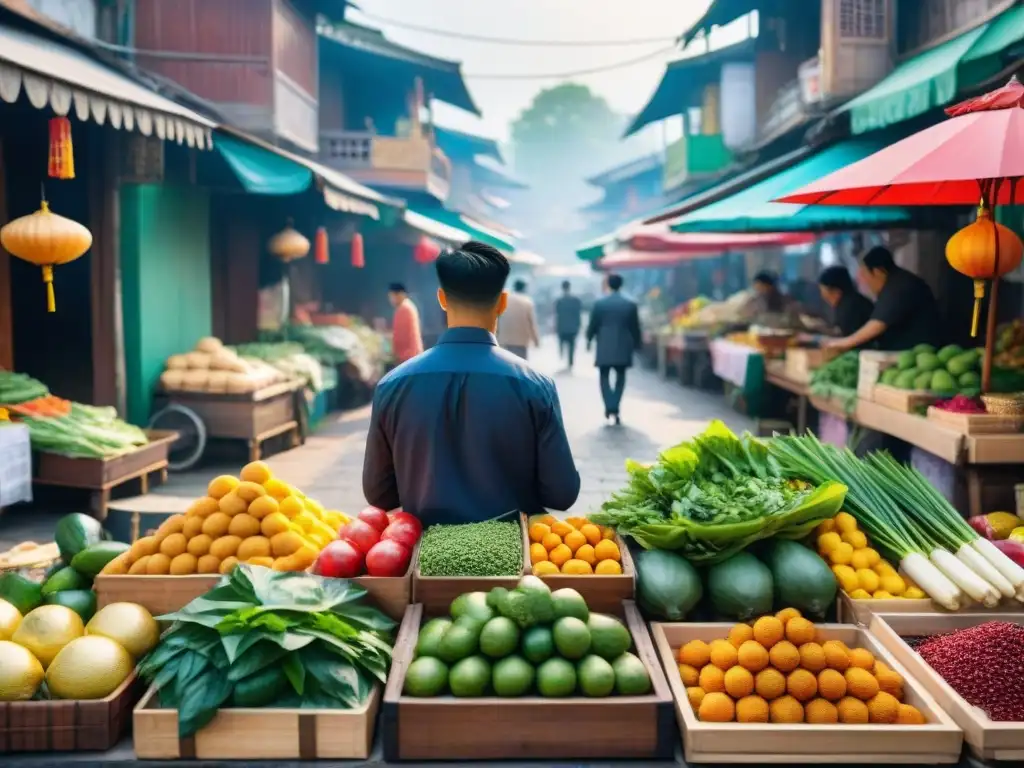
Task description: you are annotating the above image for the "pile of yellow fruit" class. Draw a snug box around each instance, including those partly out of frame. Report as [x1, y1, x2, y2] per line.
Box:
[100, 461, 349, 576]
[677, 609, 926, 725]
[815, 513, 926, 600]
[528, 515, 622, 576]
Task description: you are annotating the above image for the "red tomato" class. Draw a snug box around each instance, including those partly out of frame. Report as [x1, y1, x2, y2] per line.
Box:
[388, 510, 422, 536]
[313, 539, 364, 579]
[340, 519, 381, 554]
[381, 518, 420, 550]
[356, 506, 390, 532]
[365, 539, 411, 577]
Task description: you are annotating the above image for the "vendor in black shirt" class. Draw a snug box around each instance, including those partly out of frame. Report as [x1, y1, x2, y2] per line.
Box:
[818, 266, 874, 339]
[825, 246, 941, 352]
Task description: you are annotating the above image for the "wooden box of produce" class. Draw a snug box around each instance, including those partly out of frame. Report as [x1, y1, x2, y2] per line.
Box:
[869, 612, 1024, 761]
[33, 429, 177, 490]
[785, 348, 838, 385]
[872, 385, 939, 414]
[133, 682, 380, 760]
[926, 406, 1024, 435]
[382, 601, 675, 761]
[650, 620, 962, 764]
[836, 591, 1023, 626]
[857, 351, 901, 401]
[0, 671, 142, 753]
[521, 514, 634, 615]
[413, 517, 526, 616]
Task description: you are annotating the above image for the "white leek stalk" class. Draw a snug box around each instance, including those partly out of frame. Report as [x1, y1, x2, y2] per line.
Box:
[930, 548, 1000, 607]
[971, 538, 1024, 601]
[956, 543, 1015, 599]
[900, 552, 963, 611]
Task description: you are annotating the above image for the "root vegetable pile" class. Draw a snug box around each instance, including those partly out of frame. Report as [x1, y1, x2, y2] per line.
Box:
[418, 520, 523, 577]
[915, 621, 1024, 721]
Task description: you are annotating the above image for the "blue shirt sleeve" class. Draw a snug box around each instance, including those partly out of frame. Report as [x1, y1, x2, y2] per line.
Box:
[362, 385, 401, 511]
[535, 381, 581, 511]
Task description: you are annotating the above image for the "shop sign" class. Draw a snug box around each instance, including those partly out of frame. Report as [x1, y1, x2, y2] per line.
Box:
[120, 134, 164, 184]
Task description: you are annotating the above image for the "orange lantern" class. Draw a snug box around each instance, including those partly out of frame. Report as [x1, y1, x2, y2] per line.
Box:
[946, 205, 1024, 337]
[0, 200, 92, 312]
[268, 219, 310, 263]
[314, 226, 329, 264]
[351, 232, 365, 268]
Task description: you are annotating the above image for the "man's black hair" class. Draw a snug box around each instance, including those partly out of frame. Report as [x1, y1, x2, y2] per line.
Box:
[435, 240, 510, 307]
[607, 273, 624, 291]
[388, 282, 407, 293]
[513, 279, 527, 292]
[862, 245, 896, 272]
[818, 266, 854, 293]
[752, 270, 778, 288]
[561, 280, 571, 291]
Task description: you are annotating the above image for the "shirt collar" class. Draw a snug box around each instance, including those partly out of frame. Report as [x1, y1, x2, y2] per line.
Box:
[439, 327, 498, 346]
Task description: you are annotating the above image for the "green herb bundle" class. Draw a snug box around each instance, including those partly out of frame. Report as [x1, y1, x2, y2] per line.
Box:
[590, 420, 847, 563]
[138, 565, 396, 738]
[418, 520, 523, 576]
[809, 351, 859, 413]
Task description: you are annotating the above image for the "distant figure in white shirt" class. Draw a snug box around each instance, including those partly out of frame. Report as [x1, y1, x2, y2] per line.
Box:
[498, 279, 540, 359]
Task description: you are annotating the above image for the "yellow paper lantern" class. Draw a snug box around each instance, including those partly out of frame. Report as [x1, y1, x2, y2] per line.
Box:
[946, 205, 1024, 337]
[0, 200, 92, 312]
[268, 219, 309, 263]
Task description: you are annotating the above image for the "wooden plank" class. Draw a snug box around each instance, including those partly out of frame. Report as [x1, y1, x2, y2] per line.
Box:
[927, 406, 1024, 436]
[855, 400, 964, 464]
[872, 385, 939, 414]
[808, 395, 850, 419]
[965, 434, 1024, 465]
[766, 372, 809, 397]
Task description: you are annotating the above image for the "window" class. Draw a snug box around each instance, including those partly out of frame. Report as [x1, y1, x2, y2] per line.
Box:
[839, 0, 888, 39]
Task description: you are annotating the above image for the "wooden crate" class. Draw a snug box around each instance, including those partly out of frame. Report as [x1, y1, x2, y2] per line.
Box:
[873, 385, 939, 414]
[32, 430, 177, 489]
[382, 601, 675, 761]
[413, 515, 526, 615]
[837, 590, 1023, 626]
[520, 513, 634, 615]
[927, 406, 1024, 435]
[857, 351, 901, 401]
[133, 682, 379, 759]
[870, 612, 1024, 761]
[0, 671, 143, 753]
[785, 348, 838, 384]
[650, 622, 963, 764]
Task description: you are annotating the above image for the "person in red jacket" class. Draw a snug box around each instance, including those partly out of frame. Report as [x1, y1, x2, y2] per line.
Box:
[388, 283, 424, 364]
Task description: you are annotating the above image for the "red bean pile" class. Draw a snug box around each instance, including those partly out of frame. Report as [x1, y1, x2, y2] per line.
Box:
[916, 621, 1024, 721]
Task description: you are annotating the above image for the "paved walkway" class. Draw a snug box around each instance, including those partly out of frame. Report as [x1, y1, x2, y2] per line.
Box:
[0, 337, 751, 547]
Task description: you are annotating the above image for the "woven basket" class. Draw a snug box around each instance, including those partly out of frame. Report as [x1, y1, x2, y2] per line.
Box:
[982, 392, 1024, 415]
[0, 541, 60, 577]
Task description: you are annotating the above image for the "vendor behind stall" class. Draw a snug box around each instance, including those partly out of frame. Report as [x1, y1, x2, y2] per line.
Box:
[742, 270, 803, 328]
[818, 266, 875, 339]
[825, 247, 941, 352]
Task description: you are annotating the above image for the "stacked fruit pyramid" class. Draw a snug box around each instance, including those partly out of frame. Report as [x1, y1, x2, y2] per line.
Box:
[528, 515, 622, 575]
[817, 513, 926, 600]
[677, 609, 926, 724]
[100, 461, 349, 576]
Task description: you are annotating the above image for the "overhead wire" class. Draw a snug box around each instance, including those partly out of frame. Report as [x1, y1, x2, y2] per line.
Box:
[466, 45, 682, 80]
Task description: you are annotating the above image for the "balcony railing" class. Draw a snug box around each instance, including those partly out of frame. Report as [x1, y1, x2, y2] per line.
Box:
[320, 130, 451, 199]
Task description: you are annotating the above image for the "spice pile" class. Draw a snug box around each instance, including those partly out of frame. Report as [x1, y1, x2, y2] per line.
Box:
[418, 520, 522, 577]
[678, 610, 925, 725]
[915, 621, 1024, 721]
[933, 394, 986, 414]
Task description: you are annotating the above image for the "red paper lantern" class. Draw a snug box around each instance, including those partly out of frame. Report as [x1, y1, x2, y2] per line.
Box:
[414, 236, 440, 264]
[48, 117, 75, 180]
[351, 232, 365, 268]
[314, 226, 329, 264]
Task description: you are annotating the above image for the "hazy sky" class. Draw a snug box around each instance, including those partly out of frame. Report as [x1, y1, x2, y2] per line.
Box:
[347, 0, 714, 143]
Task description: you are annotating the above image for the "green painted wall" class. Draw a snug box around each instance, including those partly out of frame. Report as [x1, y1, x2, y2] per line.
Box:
[121, 184, 212, 426]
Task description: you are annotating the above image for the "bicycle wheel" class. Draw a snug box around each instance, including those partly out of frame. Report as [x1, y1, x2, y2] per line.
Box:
[148, 404, 207, 471]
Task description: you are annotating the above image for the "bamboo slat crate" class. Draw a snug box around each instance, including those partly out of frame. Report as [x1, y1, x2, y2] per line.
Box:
[413, 515, 526, 615]
[520, 513, 634, 615]
[650, 622, 962, 764]
[382, 601, 675, 761]
[0, 671, 143, 753]
[785, 348, 838, 384]
[926, 406, 1024, 435]
[872, 385, 939, 414]
[870, 612, 1024, 761]
[837, 590, 1023, 626]
[133, 683, 379, 759]
[857, 351, 901, 401]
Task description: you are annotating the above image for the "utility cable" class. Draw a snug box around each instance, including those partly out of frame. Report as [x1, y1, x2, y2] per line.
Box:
[463, 45, 680, 80]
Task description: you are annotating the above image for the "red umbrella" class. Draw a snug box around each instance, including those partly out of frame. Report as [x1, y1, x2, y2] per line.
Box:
[597, 248, 720, 271]
[628, 230, 817, 252]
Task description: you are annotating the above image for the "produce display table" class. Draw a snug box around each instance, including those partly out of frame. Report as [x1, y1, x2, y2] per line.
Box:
[32, 429, 177, 519]
[765, 368, 810, 433]
[710, 339, 765, 417]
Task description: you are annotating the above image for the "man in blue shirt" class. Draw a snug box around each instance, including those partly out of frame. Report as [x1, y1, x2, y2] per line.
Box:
[362, 241, 581, 525]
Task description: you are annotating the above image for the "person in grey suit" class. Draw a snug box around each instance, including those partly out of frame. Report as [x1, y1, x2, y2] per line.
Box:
[586, 273, 641, 425]
[554, 280, 583, 369]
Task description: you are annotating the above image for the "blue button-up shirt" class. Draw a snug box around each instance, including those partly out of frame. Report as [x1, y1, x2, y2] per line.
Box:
[362, 327, 581, 525]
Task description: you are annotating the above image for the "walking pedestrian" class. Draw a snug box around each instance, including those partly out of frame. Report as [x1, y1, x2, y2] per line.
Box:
[586, 273, 641, 425]
[363, 241, 580, 524]
[554, 280, 582, 370]
[388, 283, 424, 365]
[497, 279, 540, 359]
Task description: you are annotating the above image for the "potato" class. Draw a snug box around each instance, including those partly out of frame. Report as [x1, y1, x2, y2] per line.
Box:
[185, 351, 211, 369]
[165, 354, 189, 370]
[160, 370, 185, 390]
[195, 337, 224, 354]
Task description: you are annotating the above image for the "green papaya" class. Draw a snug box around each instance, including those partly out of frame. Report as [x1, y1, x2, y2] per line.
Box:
[41, 566, 90, 596]
[0, 572, 43, 614]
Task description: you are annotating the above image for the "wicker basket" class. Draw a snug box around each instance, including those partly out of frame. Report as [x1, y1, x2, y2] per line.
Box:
[981, 392, 1024, 416]
[0, 542, 60, 580]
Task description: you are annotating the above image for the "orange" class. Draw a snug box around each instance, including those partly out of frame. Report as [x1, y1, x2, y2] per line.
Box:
[709, 639, 738, 670]
[785, 617, 817, 645]
[239, 460, 272, 485]
[206, 476, 238, 500]
[575, 544, 597, 565]
[247, 496, 280, 521]
[533, 561, 559, 575]
[235, 481, 267, 504]
[678, 640, 711, 668]
[279, 496, 304, 519]
[169, 553, 198, 575]
[678, 664, 700, 686]
[594, 559, 622, 575]
[201, 512, 231, 539]
[594, 539, 620, 562]
[728, 623, 754, 648]
[263, 478, 292, 500]
[157, 515, 186, 537]
[601, 527, 616, 540]
[237, 536, 272, 561]
[186, 534, 213, 558]
[159, 533, 188, 559]
[564, 530, 587, 552]
[197, 554, 221, 574]
[209, 535, 242, 560]
[247, 556, 274, 568]
[261, 512, 293, 538]
[541, 532, 563, 551]
[565, 516, 589, 529]
[752, 616, 784, 648]
[129, 536, 158, 562]
[537, 514, 556, 526]
[182, 516, 205, 539]
[529, 523, 551, 543]
[271, 531, 305, 558]
[529, 543, 548, 564]
[548, 543, 572, 567]
[218, 491, 248, 517]
[146, 553, 171, 575]
[219, 556, 239, 574]
[580, 523, 603, 546]
[128, 556, 150, 575]
[561, 559, 593, 575]
[187, 497, 220, 518]
[228, 514, 262, 539]
[550, 520, 574, 538]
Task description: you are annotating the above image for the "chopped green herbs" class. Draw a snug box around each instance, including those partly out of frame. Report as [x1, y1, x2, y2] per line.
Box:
[418, 520, 523, 577]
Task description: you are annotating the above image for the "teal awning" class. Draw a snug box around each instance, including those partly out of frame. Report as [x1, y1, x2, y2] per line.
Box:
[215, 134, 313, 195]
[408, 206, 515, 252]
[670, 140, 913, 233]
[843, 5, 1024, 135]
[575, 233, 614, 262]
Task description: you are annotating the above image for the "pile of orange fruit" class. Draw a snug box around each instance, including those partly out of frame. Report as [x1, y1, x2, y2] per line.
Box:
[676, 609, 926, 725]
[528, 515, 622, 576]
[100, 461, 349, 576]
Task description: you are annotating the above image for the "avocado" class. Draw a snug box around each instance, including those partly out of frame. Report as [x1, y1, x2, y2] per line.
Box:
[438, 617, 483, 663]
[492, 655, 534, 697]
[612, 652, 652, 695]
[937, 344, 964, 364]
[479, 616, 520, 659]
[915, 353, 940, 372]
[404, 656, 449, 697]
[450, 591, 494, 622]
[577, 655, 616, 697]
[912, 343, 936, 355]
[536, 657, 577, 697]
[551, 588, 589, 621]
[897, 350, 916, 371]
[587, 614, 633, 660]
[415, 618, 452, 659]
[947, 352, 979, 377]
[959, 371, 981, 388]
[879, 369, 900, 386]
[449, 655, 491, 697]
[913, 371, 934, 390]
[552, 617, 591, 660]
[894, 370, 917, 389]
[930, 370, 956, 392]
[521, 626, 555, 664]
